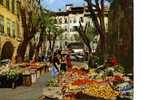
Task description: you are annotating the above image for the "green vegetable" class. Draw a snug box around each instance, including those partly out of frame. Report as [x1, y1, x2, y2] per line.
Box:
[6, 70, 18, 80]
[47, 79, 59, 87]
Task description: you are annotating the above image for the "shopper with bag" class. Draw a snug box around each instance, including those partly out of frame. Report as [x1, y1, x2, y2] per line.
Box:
[50, 63, 59, 78]
[53, 53, 60, 72]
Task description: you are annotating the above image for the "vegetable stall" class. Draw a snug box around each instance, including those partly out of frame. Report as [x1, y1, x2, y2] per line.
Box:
[0, 62, 49, 88]
[43, 64, 133, 100]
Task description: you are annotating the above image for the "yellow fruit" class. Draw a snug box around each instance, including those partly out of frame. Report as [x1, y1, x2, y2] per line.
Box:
[82, 83, 119, 99]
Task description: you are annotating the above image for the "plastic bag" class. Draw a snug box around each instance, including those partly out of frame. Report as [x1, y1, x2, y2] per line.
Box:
[51, 65, 59, 77]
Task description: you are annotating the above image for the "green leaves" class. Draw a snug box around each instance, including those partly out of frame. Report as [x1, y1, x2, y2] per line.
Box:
[32, 15, 39, 26]
[86, 25, 97, 42]
[6, 70, 18, 80]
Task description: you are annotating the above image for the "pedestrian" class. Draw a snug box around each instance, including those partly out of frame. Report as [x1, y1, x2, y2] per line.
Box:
[66, 54, 72, 69]
[53, 53, 60, 72]
[50, 63, 59, 79]
[111, 56, 118, 66]
[60, 56, 67, 72]
[42, 55, 44, 61]
[44, 55, 48, 62]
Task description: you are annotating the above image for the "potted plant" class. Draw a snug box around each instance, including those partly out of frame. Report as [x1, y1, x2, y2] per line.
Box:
[6, 70, 18, 89]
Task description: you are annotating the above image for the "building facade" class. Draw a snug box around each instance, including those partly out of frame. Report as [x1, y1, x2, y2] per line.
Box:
[0, 0, 22, 61]
[54, 4, 108, 50]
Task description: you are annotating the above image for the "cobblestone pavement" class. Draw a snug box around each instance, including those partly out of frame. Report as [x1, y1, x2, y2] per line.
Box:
[0, 72, 51, 100]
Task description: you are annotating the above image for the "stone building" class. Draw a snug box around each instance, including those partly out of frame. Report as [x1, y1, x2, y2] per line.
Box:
[0, 0, 22, 61]
[0, 0, 41, 62]
[53, 4, 108, 49]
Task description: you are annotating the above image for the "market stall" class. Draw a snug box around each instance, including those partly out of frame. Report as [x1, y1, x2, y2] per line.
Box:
[0, 62, 49, 88]
[42, 64, 133, 100]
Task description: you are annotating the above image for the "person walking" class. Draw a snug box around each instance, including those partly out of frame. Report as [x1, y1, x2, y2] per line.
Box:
[53, 53, 60, 72]
[60, 56, 67, 72]
[66, 54, 72, 69]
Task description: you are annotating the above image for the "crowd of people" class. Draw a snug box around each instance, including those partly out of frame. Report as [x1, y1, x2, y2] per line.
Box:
[50, 53, 72, 73]
[30, 48, 72, 75]
[47, 49, 72, 76]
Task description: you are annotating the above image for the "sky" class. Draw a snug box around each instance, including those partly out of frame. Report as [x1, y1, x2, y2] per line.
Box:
[41, 0, 85, 11]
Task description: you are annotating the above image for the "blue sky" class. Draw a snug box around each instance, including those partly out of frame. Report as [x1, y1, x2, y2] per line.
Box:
[41, 0, 85, 11]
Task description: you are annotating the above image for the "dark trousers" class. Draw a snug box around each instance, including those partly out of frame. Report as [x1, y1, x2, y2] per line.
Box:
[53, 63, 59, 72]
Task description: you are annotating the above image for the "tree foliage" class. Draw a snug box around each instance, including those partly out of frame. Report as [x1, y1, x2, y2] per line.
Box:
[16, 0, 42, 62]
[33, 9, 64, 60]
[86, 24, 98, 43]
[84, 0, 109, 61]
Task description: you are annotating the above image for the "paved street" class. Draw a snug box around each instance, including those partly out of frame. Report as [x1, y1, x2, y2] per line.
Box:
[0, 62, 86, 100]
[0, 72, 51, 100]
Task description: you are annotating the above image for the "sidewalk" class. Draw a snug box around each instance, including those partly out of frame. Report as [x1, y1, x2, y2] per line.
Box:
[0, 72, 51, 100]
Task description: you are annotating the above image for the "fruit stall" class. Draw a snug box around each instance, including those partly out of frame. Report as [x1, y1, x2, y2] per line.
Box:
[0, 62, 49, 88]
[43, 65, 133, 100]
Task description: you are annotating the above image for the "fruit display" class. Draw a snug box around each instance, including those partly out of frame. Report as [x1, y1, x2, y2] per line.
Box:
[42, 65, 133, 100]
[82, 83, 119, 99]
[47, 79, 59, 87]
[0, 65, 10, 75]
[6, 69, 18, 80]
[43, 65, 132, 100]
[71, 79, 106, 86]
[29, 63, 42, 69]
[29, 62, 47, 69]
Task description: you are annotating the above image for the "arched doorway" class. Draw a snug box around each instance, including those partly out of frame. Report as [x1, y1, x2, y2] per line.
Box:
[1, 41, 14, 60]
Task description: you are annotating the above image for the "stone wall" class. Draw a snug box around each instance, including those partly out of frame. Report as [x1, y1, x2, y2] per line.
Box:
[0, 36, 19, 63]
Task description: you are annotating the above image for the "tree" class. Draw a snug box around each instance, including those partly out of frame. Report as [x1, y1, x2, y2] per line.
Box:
[84, 0, 109, 61]
[34, 9, 49, 59]
[36, 11, 64, 59]
[48, 25, 64, 61]
[51, 27, 64, 54]
[108, 0, 133, 73]
[75, 21, 97, 67]
[74, 34, 81, 41]
[16, 0, 41, 62]
[29, 40, 36, 60]
[31, 9, 64, 60]
[75, 22, 92, 53]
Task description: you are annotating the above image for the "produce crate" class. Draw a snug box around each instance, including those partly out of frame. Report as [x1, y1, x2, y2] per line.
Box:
[22, 74, 32, 86]
[6, 80, 16, 89]
[15, 74, 23, 86]
[0, 75, 7, 88]
[30, 69, 37, 83]
[77, 93, 107, 100]
[0, 74, 23, 88]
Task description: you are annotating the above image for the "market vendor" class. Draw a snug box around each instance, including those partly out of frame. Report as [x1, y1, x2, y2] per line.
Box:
[66, 54, 72, 69]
